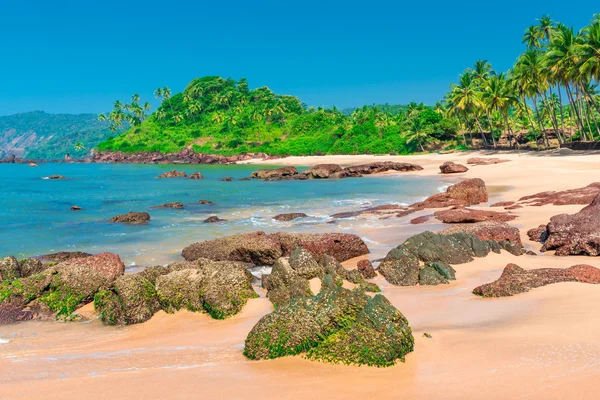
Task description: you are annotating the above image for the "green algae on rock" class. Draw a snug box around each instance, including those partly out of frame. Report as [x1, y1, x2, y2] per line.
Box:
[244, 287, 413, 367]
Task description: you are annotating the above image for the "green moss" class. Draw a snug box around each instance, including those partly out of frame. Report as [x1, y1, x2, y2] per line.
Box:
[93, 289, 123, 325]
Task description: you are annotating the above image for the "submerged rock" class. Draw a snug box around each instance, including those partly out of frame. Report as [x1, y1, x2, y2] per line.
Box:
[188, 172, 204, 179]
[47, 175, 66, 180]
[220, 177, 233, 181]
[273, 213, 308, 221]
[439, 161, 468, 174]
[151, 202, 184, 209]
[302, 164, 345, 179]
[203, 216, 226, 223]
[157, 170, 187, 178]
[473, 263, 600, 297]
[198, 199, 213, 205]
[109, 212, 151, 224]
[244, 287, 414, 367]
[70, 205, 83, 211]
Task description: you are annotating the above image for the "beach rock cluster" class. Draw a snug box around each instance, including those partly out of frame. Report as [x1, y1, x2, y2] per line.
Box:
[378, 231, 522, 286]
[244, 286, 414, 367]
[0, 253, 125, 324]
[249, 162, 423, 181]
[181, 231, 369, 265]
[94, 258, 257, 324]
[530, 194, 600, 256]
[519, 182, 600, 206]
[91, 149, 279, 164]
[473, 263, 600, 297]
[439, 161, 468, 174]
[262, 247, 379, 307]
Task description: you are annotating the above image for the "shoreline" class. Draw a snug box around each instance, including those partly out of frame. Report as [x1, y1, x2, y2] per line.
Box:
[2, 152, 600, 399]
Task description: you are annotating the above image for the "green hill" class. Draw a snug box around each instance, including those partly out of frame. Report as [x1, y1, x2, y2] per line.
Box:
[97, 76, 460, 156]
[0, 111, 112, 159]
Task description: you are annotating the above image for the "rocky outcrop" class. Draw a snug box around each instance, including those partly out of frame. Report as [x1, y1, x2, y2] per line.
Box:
[203, 216, 226, 223]
[466, 157, 510, 166]
[157, 170, 187, 178]
[244, 287, 414, 367]
[440, 221, 523, 250]
[109, 212, 150, 224]
[250, 166, 299, 180]
[534, 194, 600, 256]
[378, 231, 514, 286]
[302, 164, 345, 179]
[343, 161, 423, 175]
[181, 232, 369, 265]
[92, 149, 279, 164]
[413, 178, 488, 209]
[519, 182, 600, 206]
[188, 172, 203, 179]
[439, 161, 468, 174]
[151, 202, 184, 209]
[1, 252, 125, 323]
[473, 263, 600, 297]
[273, 213, 308, 221]
[95, 259, 257, 324]
[1, 257, 53, 281]
[433, 206, 517, 223]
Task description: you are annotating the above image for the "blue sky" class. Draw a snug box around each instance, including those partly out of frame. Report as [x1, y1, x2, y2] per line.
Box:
[1, 0, 598, 115]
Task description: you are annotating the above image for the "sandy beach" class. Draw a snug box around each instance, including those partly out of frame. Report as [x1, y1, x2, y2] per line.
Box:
[2, 150, 600, 399]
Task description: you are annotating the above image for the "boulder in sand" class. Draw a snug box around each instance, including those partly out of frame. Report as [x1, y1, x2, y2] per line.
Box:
[433, 206, 517, 223]
[412, 178, 488, 209]
[519, 182, 600, 206]
[466, 157, 510, 166]
[473, 263, 600, 297]
[439, 161, 468, 174]
[357, 259, 377, 279]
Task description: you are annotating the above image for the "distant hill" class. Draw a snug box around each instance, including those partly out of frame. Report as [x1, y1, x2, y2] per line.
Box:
[0, 111, 112, 159]
[98, 76, 457, 156]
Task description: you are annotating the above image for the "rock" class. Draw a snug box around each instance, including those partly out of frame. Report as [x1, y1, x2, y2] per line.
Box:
[155, 260, 257, 319]
[343, 161, 423, 175]
[412, 178, 488, 209]
[440, 221, 523, 248]
[357, 259, 376, 279]
[505, 204, 522, 210]
[28, 163, 38, 167]
[198, 199, 213, 205]
[70, 205, 83, 211]
[538, 194, 600, 256]
[157, 170, 187, 178]
[490, 201, 515, 207]
[331, 204, 407, 219]
[263, 258, 313, 307]
[250, 166, 299, 180]
[47, 175, 66, 180]
[274, 232, 370, 262]
[18, 258, 48, 278]
[473, 263, 600, 297]
[410, 215, 431, 224]
[527, 225, 548, 242]
[418, 265, 448, 285]
[302, 164, 344, 179]
[1, 252, 125, 321]
[221, 177, 233, 181]
[182, 232, 369, 266]
[273, 213, 308, 221]
[38, 252, 93, 263]
[466, 157, 510, 166]
[289, 247, 323, 279]
[109, 212, 151, 224]
[519, 182, 600, 206]
[182, 232, 283, 265]
[244, 287, 414, 367]
[203, 216, 226, 223]
[239, 177, 251, 181]
[188, 172, 203, 179]
[433, 206, 517, 223]
[378, 231, 505, 286]
[151, 202, 184, 209]
[0, 256, 19, 282]
[439, 161, 468, 174]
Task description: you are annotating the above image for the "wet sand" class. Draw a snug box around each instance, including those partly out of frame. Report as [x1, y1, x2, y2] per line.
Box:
[2, 151, 600, 399]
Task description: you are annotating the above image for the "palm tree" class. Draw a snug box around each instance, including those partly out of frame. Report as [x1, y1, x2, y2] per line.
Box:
[74, 142, 85, 151]
[448, 72, 488, 146]
[481, 73, 517, 147]
[374, 112, 389, 139]
[405, 117, 432, 152]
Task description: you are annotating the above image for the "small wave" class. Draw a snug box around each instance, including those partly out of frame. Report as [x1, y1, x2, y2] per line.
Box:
[437, 185, 450, 192]
[0, 338, 10, 344]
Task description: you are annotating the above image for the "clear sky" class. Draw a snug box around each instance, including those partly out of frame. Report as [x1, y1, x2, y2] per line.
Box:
[1, 0, 598, 115]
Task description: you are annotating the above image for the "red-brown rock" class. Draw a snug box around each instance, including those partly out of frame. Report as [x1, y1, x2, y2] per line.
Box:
[343, 161, 423, 175]
[490, 201, 515, 207]
[518, 182, 600, 206]
[433, 206, 517, 223]
[357, 259, 377, 279]
[466, 157, 510, 166]
[439, 161, 468, 174]
[440, 221, 523, 247]
[274, 232, 370, 262]
[473, 263, 600, 297]
[410, 215, 431, 224]
[527, 225, 548, 242]
[273, 213, 308, 221]
[302, 164, 345, 179]
[412, 178, 488, 209]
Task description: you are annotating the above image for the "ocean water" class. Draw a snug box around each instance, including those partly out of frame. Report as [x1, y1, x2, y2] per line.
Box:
[0, 163, 443, 266]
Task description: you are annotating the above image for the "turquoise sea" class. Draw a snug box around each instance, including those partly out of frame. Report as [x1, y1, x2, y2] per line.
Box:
[0, 163, 443, 267]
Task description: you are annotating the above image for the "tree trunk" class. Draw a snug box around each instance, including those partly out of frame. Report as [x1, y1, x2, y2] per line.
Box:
[556, 85, 568, 142]
[485, 109, 497, 147]
[532, 97, 549, 148]
[473, 114, 488, 147]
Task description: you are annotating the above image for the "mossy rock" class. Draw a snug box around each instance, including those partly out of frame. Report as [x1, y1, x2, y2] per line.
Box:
[0, 256, 19, 282]
[418, 265, 448, 285]
[378, 247, 420, 286]
[244, 287, 413, 367]
[264, 258, 313, 308]
[156, 269, 206, 313]
[426, 262, 456, 280]
[289, 247, 323, 279]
